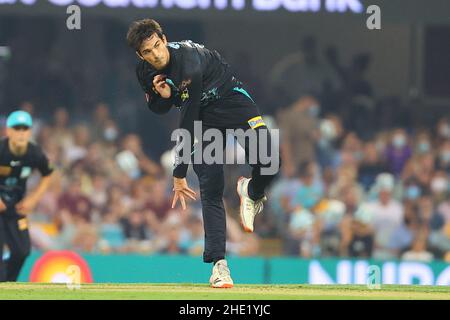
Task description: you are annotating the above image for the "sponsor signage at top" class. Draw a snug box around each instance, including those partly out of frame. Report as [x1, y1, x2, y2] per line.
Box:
[0, 0, 365, 13]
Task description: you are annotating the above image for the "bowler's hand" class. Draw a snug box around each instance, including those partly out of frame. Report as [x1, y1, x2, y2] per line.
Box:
[15, 196, 38, 215]
[172, 177, 197, 210]
[153, 74, 172, 98]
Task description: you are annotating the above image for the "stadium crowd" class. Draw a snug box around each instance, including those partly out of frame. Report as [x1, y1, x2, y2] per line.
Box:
[1, 20, 449, 262]
[1, 96, 448, 262]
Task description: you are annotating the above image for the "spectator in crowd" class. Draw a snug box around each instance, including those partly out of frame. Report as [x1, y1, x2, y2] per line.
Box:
[50, 107, 73, 149]
[270, 36, 342, 106]
[118, 134, 161, 178]
[358, 141, 389, 190]
[71, 221, 99, 253]
[341, 203, 375, 258]
[413, 130, 433, 156]
[429, 171, 449, 212]
[64, 124, 91, 164]
[368, 173, 409, 260]
[402, 230, 434, 262]
[98, 210, 126, 253]
[277, 96, 320, 176]
[179, 215, 204, 256]
[226, 211, 260, 257]
[6, 95, 448, 262]
[435, 117, 450, 146]
[316, 114, 344, 169]
[436, 140, 450, 173]
[57, 177, 93, 223]
[287, 206, 317, 257]
[402, 152, 435, 191]
[91, 103, 113, 141]
[314, 199, 346, 257]
[120, 209, 152, 252]
[290, 161, 324, 211]
[145, 178, 172, 222]
[385, 128, 412, 178]
[329, 163, 364, 202]
[157, 214, 188, 255]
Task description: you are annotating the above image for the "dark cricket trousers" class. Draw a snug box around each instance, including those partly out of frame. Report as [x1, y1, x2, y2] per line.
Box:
[0, 211, 31, 282]
[195, 89, 282, 263]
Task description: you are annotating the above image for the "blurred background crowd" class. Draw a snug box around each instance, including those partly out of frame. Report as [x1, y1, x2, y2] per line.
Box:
[1, 15, 449, 263]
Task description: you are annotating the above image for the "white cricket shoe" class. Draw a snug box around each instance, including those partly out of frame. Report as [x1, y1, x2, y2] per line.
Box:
[209, 259, 234, 288]
[236, 176, 267, 233]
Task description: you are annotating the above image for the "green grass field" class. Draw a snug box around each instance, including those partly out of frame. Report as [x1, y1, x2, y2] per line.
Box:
[0, 283, 449, 300]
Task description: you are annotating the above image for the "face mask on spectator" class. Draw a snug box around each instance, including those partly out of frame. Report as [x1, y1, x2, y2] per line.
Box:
[439, 124, 450, 138]
[417, 141, 430, 154]
[441, 151, 450, 164]
[309, 105, 320, 118]
[320, 119, 337, 141]
[405, 185, 421, 200]
[392, 134, 406, 148]
[104, 127, 118, 141]
[431, 177, 448, 194]
[116, 150, 141, 179]
[353, 151, 364, 162]
[375, 140, 386, 153]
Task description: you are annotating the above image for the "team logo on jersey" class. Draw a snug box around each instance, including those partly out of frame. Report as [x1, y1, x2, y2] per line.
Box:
[168, 43, 180, 49]
[180, 89, 189, 102]
[0, 166, 12, 176]
[179, 79, 192, 103]
[20, 167, 32, 179]
[247, 116, 266, 129]
[10, 161, 21, 167]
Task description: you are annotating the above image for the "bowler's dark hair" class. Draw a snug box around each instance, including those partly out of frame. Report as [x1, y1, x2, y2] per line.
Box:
[126, 19, 164, 53]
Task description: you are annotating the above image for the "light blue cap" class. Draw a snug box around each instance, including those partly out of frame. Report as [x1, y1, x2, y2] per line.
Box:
[6, 110, 33, 128]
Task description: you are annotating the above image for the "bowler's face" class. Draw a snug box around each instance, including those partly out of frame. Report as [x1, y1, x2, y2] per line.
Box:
[138, 33, 170, 70]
